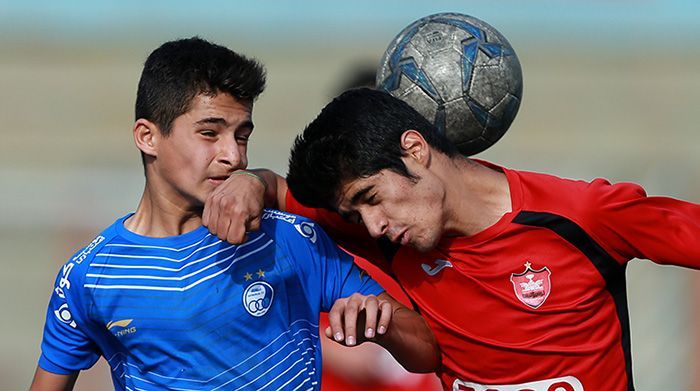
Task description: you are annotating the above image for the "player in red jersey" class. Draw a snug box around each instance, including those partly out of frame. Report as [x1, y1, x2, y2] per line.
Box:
[202, 88, 700, 390]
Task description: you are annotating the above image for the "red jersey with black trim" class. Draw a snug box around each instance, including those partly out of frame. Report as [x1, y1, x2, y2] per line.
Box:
[286, 161, 700, 391]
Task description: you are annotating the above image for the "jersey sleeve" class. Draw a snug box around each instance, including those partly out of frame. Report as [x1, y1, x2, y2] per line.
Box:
[38, 259, 100, 374]
[270, 211, 385, 312]
[581, 178, 700, 269]
[285, 189, 393, 273]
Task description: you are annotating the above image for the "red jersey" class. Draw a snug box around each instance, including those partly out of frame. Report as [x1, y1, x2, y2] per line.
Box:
[286, 162, 700, 391]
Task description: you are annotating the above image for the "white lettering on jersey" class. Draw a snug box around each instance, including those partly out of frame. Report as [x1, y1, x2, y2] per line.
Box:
[453, 375, 583, 391]
[72, 235, 105, 264]
[262, 210, 297, 224]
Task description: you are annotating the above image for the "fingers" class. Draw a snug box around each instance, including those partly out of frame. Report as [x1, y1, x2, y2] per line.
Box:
[342, 294, 361, 346]
[377, 299, 392, 335]
[201, 172, 266, 244]
[327, 299, 346, 344]
[327, 294, 392, 347]
[362, 295, 378, 339]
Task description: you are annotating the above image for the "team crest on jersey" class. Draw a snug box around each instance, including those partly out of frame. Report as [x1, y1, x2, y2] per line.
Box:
[243, 281, 274, 317]
[510, 261, 551, 309]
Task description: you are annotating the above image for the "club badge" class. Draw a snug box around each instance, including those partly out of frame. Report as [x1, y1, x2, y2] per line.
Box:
[243, 281, 274, 317]
[510, 261, 551, 309]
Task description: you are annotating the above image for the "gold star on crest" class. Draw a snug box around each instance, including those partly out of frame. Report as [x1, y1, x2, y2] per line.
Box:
[524, 261, 532, 269]
[244, 272, 253, 281]
[256, 269, 265, 278]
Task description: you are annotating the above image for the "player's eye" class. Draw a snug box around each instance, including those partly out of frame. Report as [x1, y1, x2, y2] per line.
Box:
[200, 129, 216, 137]
[366, 194, 378, 205]
[350, 212, 363, 225]
[235, 129, 253, 143]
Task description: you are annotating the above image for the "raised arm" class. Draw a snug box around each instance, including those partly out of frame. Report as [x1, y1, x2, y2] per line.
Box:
[29, 366, 78, 391]
[203, 169, 286, 243]
[204, 169, 393, 269]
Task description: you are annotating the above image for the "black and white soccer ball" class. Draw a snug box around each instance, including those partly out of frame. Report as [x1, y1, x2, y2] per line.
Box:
[377, 13, 523, 155]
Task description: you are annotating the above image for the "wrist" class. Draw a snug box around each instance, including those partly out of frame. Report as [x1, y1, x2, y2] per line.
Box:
[231, 170, 268, 192]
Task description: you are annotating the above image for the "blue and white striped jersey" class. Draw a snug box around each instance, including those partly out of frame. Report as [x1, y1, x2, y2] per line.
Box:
[39, 209, 383, 390]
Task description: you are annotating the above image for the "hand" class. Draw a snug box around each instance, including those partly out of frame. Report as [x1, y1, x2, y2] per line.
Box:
[203, 170, 266, 244]
[326, 293, 393, 347]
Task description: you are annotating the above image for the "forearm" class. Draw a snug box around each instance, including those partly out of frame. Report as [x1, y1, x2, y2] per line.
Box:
[248, 169, 287, 209]
[375, 297, 440, 373]
[29, 366, 78, 391]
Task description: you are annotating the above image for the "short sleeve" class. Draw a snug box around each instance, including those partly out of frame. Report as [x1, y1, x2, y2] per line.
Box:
[285, 189, 393, 273]
[272, 213, 385, 311]
[38, 261, 100, 374]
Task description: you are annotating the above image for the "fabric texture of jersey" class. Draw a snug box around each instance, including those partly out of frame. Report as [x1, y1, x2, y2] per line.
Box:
[39, 209, 383, 390]
[286, 161, 700, 391]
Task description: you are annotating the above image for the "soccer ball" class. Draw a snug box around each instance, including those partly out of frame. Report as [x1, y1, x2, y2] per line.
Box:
[376, 13, 523, 155]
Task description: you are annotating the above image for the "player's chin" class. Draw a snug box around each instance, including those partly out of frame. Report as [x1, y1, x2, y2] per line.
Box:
[411, 235, 440, 253]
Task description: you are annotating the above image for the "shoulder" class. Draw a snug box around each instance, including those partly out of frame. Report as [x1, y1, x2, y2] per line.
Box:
[259, 208, 323, 244]
[56, 218, 122, 286]
[513, 169, 612, 210]
[513, 169, 647, 226]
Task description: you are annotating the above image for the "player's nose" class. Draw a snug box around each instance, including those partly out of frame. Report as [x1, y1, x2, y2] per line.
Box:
[217, 138, 242, 168]
[363, 210, 388, 239]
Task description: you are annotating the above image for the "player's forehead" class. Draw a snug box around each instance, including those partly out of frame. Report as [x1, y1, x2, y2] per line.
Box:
[180, 93, 254, 129]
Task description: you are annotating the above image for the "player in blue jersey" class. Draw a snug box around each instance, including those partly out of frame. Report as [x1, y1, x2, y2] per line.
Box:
[30, 37, 439, 391]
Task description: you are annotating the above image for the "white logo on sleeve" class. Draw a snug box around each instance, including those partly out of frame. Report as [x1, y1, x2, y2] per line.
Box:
[294, 222, 317, 243]
[54, 303, 77, 328]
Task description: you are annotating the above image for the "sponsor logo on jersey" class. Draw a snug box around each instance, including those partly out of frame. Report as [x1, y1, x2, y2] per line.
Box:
[53, 236, 105, 329]
[107, 319, 137, 337]
[107, 319, 133, 330]
[262, 209, 296, 224]
[54, 303, 77, 328]
[72, 235, 105, 264]
[421, 259, 453, 276]
[294, 221, 317, 243]
[510, 261, 551, 309]
[243, 281, 274, 317]
[453, 375, 583, 391]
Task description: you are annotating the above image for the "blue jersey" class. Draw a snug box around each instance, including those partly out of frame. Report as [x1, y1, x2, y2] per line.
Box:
[38, 209, 383, 390]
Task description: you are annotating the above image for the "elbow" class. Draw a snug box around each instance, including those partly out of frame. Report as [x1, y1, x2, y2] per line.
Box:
[405, 347, 441, 373]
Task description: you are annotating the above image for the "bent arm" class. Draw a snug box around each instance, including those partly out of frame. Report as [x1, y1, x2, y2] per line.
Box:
[248, 169, 288, 210]
[373, 292, 440, 373]
[29, 366, 78, 391]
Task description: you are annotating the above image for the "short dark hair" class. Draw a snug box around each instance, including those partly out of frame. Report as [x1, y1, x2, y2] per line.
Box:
[135, 37, 266, 135]
[287, 88, 458, 209]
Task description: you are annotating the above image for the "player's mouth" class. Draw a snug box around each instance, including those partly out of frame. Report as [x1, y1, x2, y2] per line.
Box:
[391, 229, 410, 246]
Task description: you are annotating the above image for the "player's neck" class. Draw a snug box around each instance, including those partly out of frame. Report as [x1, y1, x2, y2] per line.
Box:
[125, 185, 203, 238]
[444, 158, 512, 237]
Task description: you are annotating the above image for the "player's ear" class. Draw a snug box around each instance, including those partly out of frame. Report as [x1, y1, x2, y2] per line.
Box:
[133, 119, 159, 157]
[400, 130, 429, 165]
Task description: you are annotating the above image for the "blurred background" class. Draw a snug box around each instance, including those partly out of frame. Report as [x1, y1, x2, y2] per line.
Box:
[1, 0, 698, 389]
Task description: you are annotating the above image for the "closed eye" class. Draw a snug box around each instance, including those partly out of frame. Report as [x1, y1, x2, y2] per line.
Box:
[339, 210, 362, 225]
[366, 193, 378, 205]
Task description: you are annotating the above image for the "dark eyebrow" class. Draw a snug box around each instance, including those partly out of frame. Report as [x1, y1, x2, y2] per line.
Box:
[350, 185, 373, 205]
[194, 117, 255, 131]
[194, 117, 228, 126]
